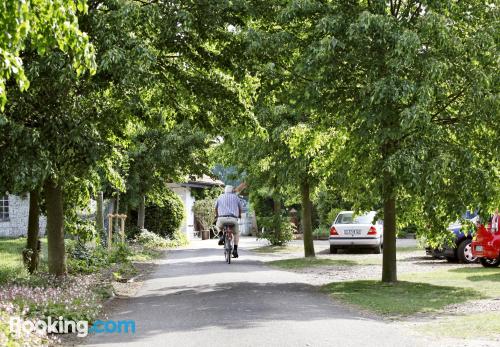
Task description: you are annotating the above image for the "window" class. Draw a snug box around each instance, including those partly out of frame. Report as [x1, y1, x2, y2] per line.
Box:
[0, 195, 9, 221]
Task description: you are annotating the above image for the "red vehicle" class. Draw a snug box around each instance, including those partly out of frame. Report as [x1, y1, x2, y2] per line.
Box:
[471, 219, 500, 267]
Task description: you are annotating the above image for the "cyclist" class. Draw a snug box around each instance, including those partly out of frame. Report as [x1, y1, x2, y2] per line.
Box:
[215, 185, 243, 258]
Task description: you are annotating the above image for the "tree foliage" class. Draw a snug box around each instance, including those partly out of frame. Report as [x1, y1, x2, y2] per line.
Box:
[0, 0, 96, 108]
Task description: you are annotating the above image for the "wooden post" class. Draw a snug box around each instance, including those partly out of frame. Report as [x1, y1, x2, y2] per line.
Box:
[107, 214, 113, 249]
[120, 215, 126, 243]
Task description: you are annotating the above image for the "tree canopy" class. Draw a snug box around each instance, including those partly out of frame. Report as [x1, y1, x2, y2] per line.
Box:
[0, 0, 95, 108]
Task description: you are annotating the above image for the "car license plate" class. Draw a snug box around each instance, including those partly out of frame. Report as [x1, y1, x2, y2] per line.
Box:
[475, 245, 483, 252]
[344, 229, 361, 236]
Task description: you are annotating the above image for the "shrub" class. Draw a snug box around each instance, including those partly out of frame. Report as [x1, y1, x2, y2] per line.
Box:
[136, 229, 188, 249]
[258, 217, 295, 246]
[108, 243, 132, 264]
[65, 218, 97, 244]
[144, 191, 185, 238]
[125, 224, 142, 240]
[312, 227, 330, 239]
[398, 224, 418, 238]
[193, 198, 217, 231]
[66, 243, 110, 274]
[168, 229, 189, 247]
[136, 230, 170, 249]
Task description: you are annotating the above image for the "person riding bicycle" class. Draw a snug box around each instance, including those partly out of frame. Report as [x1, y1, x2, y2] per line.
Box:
[215, 185, 243, 258]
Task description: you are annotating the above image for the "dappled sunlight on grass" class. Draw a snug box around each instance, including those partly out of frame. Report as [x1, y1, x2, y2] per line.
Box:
[400, 267, 500, 297]
[321, 280, 480, 316]
[417, 312, 500, 338]
[0, 237, 48, 284]
[0, 238, 27, 284]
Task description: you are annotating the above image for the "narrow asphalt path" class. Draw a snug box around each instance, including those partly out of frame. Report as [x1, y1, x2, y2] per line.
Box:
[82, 239, 428, 347]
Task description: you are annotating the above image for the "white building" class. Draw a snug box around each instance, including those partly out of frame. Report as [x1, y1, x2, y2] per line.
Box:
[168, 175, 224, 239]
[0, 194, 47, 237]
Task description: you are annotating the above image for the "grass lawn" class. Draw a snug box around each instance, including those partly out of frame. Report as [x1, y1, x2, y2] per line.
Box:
[400, 267, 500, 298]
[417, 312, 500, 338]
[268, 257, 358, 268]
[0, 238, 28, 283]
[321, 280, 479, 316]
[322, 267, 500, 317]
[0, 237, 48, 284]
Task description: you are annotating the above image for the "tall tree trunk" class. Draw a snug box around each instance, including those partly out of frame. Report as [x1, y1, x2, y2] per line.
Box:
[301, 180, 315, 257]
[273, 196, 281, 243]
[382, 157, 397, 282]
[24, 190, 40, 274]
[96, 191, 104, 241]
[137, 194, 145, 229]
[44, 178, 66, 276]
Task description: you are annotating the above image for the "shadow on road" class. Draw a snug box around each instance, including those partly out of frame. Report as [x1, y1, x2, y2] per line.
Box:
[80, 280, 371, 345]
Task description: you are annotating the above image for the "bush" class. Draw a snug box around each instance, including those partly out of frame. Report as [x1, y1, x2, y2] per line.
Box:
[398, 223, 418, 238]
[125, 224, 142, 240]
[66, 243, 111, 274]
[312, 227, 330, 239]
[258, 217, 295, 246]
[144, 191, 185, 238]
[136, 230, 170, 249]
[108, 243, 132, 264]
[136, 229, 188, 249]
[65, 218, 97, 244]
[168, 229, 189, 247]
[193, 198, 217, 231]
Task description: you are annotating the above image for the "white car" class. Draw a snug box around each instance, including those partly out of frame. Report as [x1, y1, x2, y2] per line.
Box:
[329, 211, 383, 254]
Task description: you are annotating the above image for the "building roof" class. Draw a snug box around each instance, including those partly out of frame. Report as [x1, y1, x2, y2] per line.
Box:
[183, 175, 225, 188]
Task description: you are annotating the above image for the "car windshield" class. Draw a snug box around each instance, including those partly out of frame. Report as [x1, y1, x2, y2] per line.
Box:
[336, 212, 376, 224]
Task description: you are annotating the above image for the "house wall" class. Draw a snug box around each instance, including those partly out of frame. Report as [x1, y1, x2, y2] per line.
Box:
[167, 184, 196, 239]
[0, 195, 47, 238]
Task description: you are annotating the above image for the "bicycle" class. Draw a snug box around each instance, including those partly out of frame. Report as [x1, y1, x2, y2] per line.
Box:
[223, 224, 235, 264]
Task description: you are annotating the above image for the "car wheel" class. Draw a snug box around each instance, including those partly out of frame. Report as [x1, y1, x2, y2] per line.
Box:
[479, 257, 500, 268]
[330, 245, 338, 254]
[373, 243, 381, 254]
[457, 239, 477, 264]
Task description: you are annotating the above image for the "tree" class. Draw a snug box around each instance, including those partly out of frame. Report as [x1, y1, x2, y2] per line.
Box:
[1, 0, 249, 275]
[250, 0, 499, 282]
[0, 0, 95, 108]
[125, 123, 210, 229]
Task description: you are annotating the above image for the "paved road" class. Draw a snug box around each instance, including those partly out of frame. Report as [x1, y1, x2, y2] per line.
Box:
[82, 238, 428, 347]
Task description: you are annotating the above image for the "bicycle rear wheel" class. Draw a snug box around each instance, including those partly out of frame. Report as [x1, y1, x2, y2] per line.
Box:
[225, 246, 231, 264]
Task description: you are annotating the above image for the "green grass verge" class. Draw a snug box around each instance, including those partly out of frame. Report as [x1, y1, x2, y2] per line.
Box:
[400, 267, 500, 297]
[268, 257, 358, 268]
[417, 312, 500, 338]
[0, 237, 50, 284]
[321, 280, 480, 315]
[0, 238, 28, 283]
